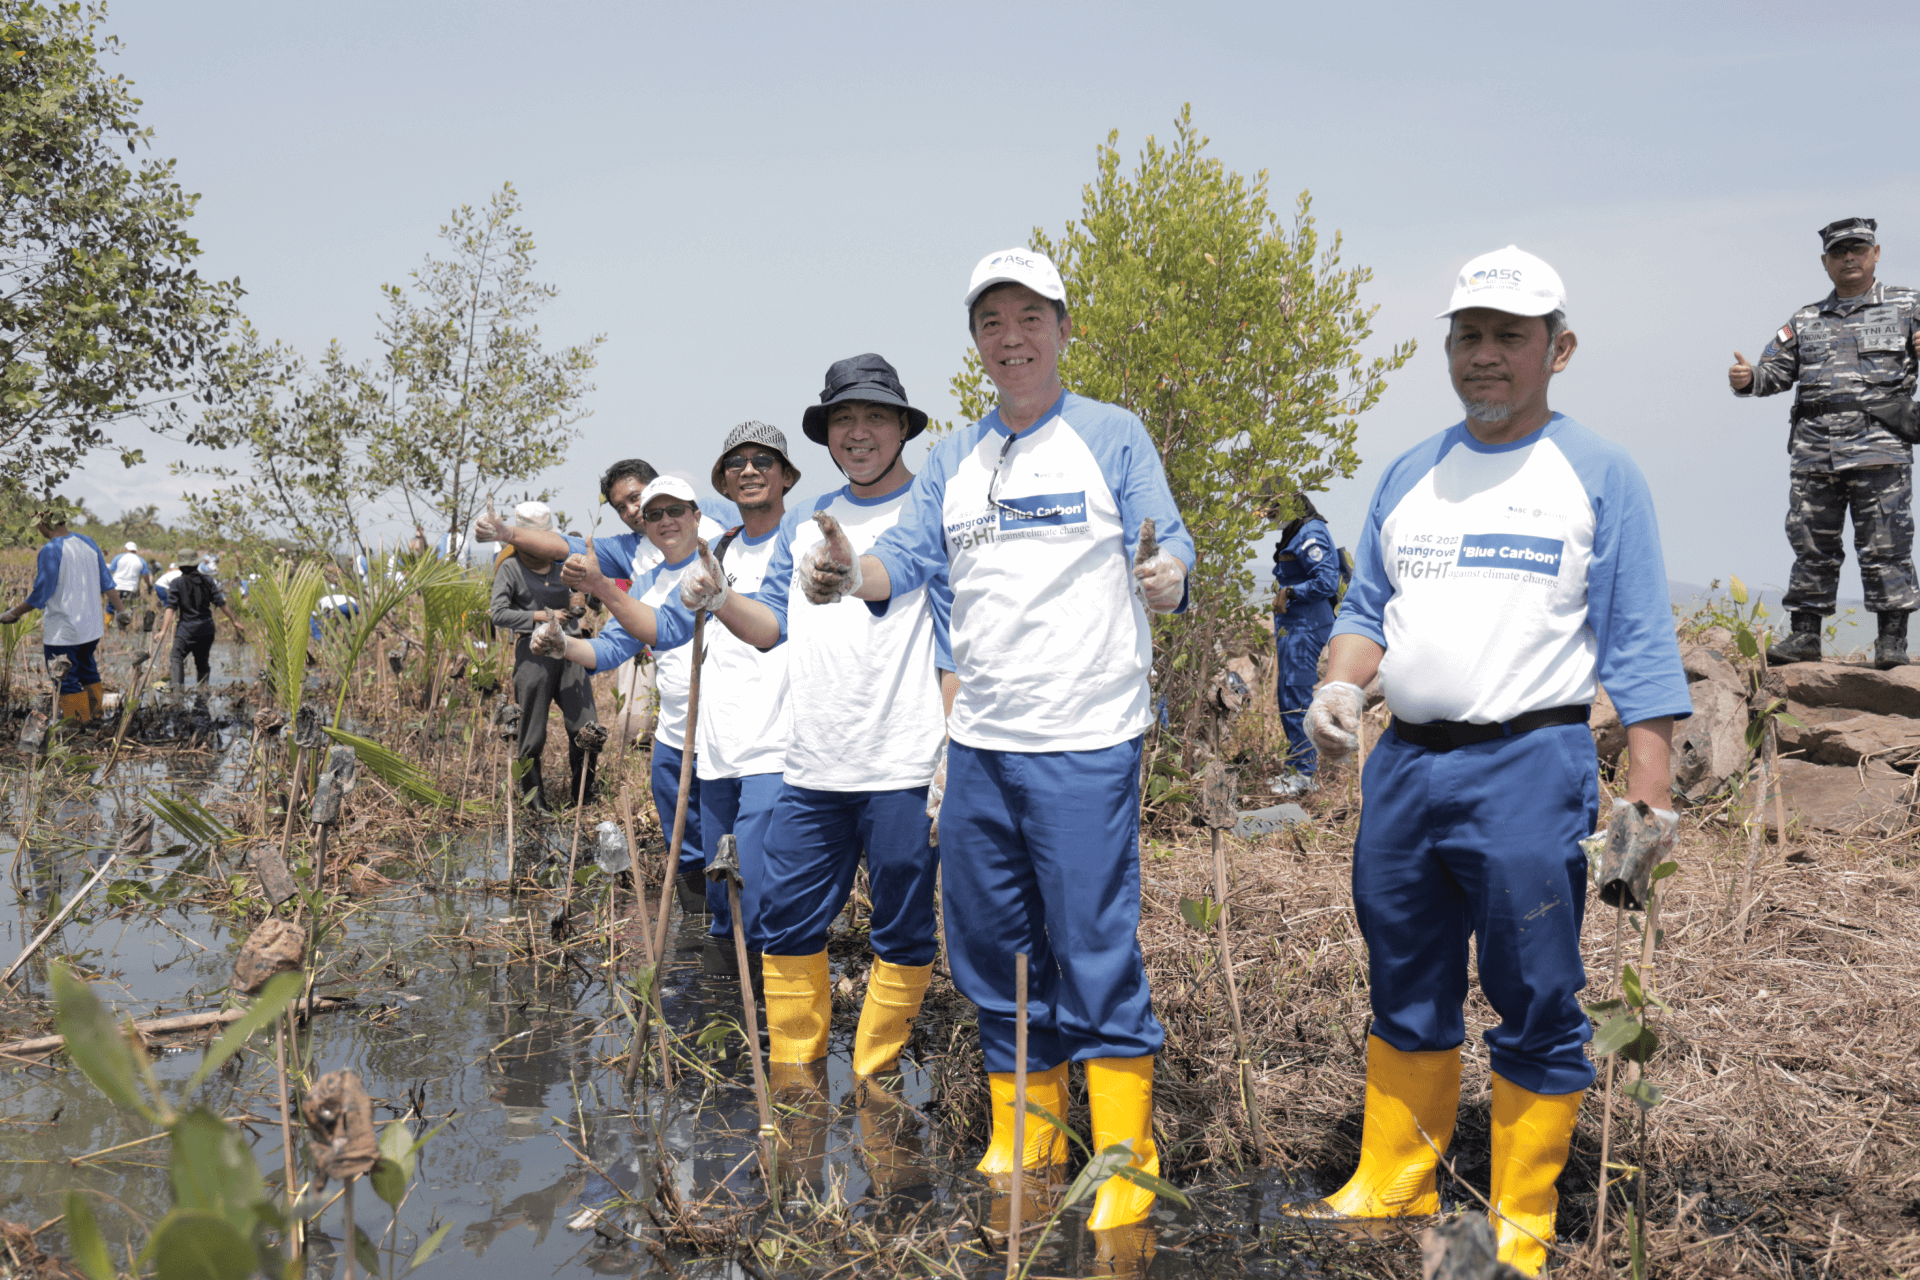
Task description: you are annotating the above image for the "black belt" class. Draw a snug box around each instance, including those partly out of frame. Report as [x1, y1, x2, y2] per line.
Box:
[1793, 397, 1883, 420]
[1390, 704, 1590, 753]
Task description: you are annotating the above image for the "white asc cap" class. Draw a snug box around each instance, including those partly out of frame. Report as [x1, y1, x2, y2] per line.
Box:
[513, 501, 554, 531]
[124, 541, 138, 551]
[964, 247, 1067, 309]
[1437, 245, 1566, 319]
[637, 475, 697, 509]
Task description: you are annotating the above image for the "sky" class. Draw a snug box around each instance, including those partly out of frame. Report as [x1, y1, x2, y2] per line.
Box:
[66, 0, 1920, 601]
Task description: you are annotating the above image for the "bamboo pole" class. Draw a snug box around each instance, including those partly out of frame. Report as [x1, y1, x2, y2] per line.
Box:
[1006, 953, 1028, 1278]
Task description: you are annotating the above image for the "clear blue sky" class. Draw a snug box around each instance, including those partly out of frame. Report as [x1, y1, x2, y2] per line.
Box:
[78, 0, 1920, 599]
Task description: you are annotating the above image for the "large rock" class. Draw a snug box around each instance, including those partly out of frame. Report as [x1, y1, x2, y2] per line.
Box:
[1776, 703, 1920, 768]
[1671, 678, 1750, 804]
[1768, 757, 1915, 837]
[1780, 661, 1920, 718]
[1681, 644, 1742, 688]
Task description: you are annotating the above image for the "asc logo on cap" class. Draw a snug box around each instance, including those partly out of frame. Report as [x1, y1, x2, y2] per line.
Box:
[1464, 267, 1523, 290]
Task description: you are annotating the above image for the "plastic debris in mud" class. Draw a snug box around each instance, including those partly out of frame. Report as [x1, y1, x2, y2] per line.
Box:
[232, 918, 307, 994]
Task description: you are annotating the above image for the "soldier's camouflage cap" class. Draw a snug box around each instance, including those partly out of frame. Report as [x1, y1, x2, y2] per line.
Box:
[1820, 218, 1876, 252]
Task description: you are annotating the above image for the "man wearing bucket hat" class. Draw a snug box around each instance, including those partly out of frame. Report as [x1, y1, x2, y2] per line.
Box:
[161, 548, 246, 692]
[673, 355, 953, 1091]
[0, 511, 116, 724]
[787, 250, 1194, 1237]
[1297, 246, 1690, 1273]
[1729, 217, 1920, 669]
[681, 421, 798, 974]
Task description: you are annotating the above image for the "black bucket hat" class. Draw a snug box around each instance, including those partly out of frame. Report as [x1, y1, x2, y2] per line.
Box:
[801, 354, 930, 445]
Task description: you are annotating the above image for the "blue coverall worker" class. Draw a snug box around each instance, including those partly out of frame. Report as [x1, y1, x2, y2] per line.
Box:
[1270, 496, 1341, 791]
[1300, 246, 1689, 1275]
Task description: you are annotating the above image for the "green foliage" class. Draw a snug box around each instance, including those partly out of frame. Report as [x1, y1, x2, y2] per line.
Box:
[1178, 894, 1222, 932]
[50, 960, 147, 1115]
[62, 1191, 113, 1280]
[0, 0, 241, 491]
[372, 183, 603, 546]
[321, 551, 469, 726]
[247, 561, 327, 720]
[184, 970, 303, 1094]
[943, 106, 1411, 736]
[321, 724, 456, 808]
[145, 789, 239, 852]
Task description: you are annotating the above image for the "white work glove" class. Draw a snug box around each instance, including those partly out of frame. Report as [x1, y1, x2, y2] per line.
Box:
[1305, 681, 1366, 759]
[473, 495, 510, 544]
[678, 538, 729, 612]
[1607, 796, 1679, 855]
[1131, 517, 1186, 613]
[926, 738, 947, 847]
[529, 616, 567, 658]
[799, 512, 863, 605]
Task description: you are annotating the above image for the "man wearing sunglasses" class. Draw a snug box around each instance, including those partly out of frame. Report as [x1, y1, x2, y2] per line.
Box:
[673, 355, 953, 1104]
[788, 250, 1193, 1241]
[1731, 217, 1920, 669]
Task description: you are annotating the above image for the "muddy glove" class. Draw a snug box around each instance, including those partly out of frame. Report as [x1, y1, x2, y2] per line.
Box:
[529, 616, 567, 658]
[473, 495, 509, 544]
[926, 738, 947, 847]
[1132, 518, 1186, 613]
[1607, 797, 1678, 854]
[1305, 681, 1365, 759]
[678, 538, 729, 611]
[799, 512, 863, 604]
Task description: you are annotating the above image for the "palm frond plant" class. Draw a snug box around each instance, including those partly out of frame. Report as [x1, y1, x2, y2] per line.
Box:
[248, 563, 328, 722]
[321, 725, 456, 809]
[326, 554, 468, 728]
[0, 608, 40, 704]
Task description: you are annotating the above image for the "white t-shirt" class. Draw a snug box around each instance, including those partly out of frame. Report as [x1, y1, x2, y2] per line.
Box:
[110, 552, 148, 592]
[865, 394, 1194, 754]
[590, 553, 697, 752]
[692, 528, 790, 781]
[756, 489, 951, 790]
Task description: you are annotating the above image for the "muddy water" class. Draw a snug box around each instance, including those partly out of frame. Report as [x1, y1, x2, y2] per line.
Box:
[0, 638, 1377, 1279]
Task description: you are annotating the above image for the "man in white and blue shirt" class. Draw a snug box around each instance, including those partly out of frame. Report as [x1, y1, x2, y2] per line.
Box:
[1300, 247, 1691, 1274]
[791, 250, 1193, 1235]
[673, 356, 954, 1086]
[0, 512, 116, 725]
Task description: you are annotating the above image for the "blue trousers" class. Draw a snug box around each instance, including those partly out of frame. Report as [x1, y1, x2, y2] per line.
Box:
[939, 738, 1163, 1074]
[650, 742, 705, 882]
[43, 642, 100, 695]
[758, 785, 939, 966]
[698, 772, 783, 946]
[1275, 618, 1331, 775]
[1353, 721, 1599, 1095]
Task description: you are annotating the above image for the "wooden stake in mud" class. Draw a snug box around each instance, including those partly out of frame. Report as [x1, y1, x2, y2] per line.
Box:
[104, 608, 174, 774]
[617, 788, 672, 1087]
[709, 835, 777, 1183]
[627, 601, 708, 1092]
[1200, 760, 1266, 1158]
[1007, 951, 1028, 1279]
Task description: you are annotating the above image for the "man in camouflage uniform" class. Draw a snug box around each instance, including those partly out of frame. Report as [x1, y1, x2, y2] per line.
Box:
[1730, 217, 1920, 669]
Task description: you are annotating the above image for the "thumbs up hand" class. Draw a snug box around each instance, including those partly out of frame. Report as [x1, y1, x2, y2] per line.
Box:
[561, 530, 606, 594]
[474, 495, 509, 544]
[1132, 517, 1186, 613]
[678, 537, 730, 611]
[1729, 351, 1754, 392]
[799, 512, 864, 604]
[530, 616, 568, 658]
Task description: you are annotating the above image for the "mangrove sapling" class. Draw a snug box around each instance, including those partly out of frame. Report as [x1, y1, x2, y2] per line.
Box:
[52, 959, 308, 1280]
[0, 606, 37, 704]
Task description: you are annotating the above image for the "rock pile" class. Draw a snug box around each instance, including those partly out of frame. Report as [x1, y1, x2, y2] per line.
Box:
[1593, 632, 1919, 837]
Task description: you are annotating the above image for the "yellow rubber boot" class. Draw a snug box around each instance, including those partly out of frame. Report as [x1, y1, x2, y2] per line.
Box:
[762, 952, 830, 1064]
[1086, 1056, 1160, 1230]
[1294, 1035, 1461, 1218]
[84, 682, 105, 724]
[56, 691, 90, 727]
[976, 1062, 1070, 1174]
[1489, 1074, 1584, 1275]
[851, 958, 932, 1076]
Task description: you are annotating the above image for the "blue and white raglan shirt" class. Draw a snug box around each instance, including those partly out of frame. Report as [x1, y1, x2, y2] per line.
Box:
[589, 553, 701, 752]
[1330, 414, 1691, 728]
[864, 392, 1193, 754]
[752, 487, 954, 791]
[567, 498, 741, 586]
[27, 533, 115, 646]
[110, 550, 148, 593]
[683, 526, 789, 782]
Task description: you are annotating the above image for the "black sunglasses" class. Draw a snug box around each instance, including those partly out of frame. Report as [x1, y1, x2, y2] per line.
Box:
[722, 452, 783, 474]
[642, 503, 692, 523]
